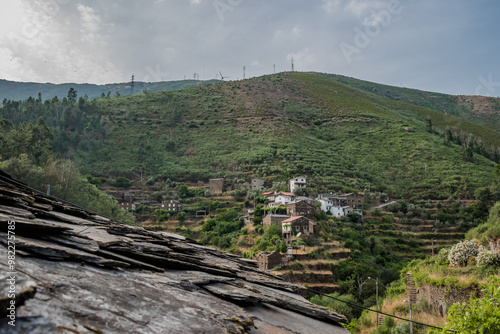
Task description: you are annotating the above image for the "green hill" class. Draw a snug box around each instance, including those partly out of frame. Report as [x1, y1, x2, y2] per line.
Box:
[1, 72, 500, 199]
[316, 73, 500, 132]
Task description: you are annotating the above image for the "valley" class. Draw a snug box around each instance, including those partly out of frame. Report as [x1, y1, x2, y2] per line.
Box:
[1, 72, 499, 333]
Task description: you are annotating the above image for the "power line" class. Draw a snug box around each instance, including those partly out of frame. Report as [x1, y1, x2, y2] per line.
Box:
[304, 286, 456, 333]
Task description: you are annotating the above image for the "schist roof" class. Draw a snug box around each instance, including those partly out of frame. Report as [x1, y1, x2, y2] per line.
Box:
[0, 171, 348, 334]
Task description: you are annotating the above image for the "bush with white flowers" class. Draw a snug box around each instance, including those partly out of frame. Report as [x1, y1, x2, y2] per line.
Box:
[448, 240, 478, 267]
[476, 249, 500, 268]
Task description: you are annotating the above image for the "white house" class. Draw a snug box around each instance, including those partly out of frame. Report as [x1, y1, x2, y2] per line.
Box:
[289, 176, 306, 193]
[274, 192, 295, 205]
[317, 197, 334, 213]
[331, 206, 363, 218]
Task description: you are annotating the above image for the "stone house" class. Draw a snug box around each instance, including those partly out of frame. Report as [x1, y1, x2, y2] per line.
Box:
[251, 178, 265, 190]
[122, 193, 135, 203]
[263, 214, 290, 230]
[289, 176, 306, 193]
[286, 200, 316, 221]
[209, 178, 224, 194]
[256, 251, 282, 271]
[281, 216, 319, 238]
[331, 193, 365, 209]
[120, 202, 134, 210]
[162, 199, 182, 212]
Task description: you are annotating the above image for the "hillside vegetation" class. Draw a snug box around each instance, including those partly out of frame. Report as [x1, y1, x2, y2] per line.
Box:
[1, 72, 500, 199]
[2, 72, 500, 333]
[319, 73, 500, 133]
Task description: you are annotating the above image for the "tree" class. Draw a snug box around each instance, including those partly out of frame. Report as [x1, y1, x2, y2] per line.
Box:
[429, 277, 500, 334]
[30, 117, 54, 165]
[263, 223, 283, 244]
[425, 117, 432, 133]
[114, 177, 131, 188]
[67, 88, 78, 103]
[344, 212, 362, 224]
[177, 211, 187, 224]
[294, 187, 309, 197]
[178, 184, 189, 198]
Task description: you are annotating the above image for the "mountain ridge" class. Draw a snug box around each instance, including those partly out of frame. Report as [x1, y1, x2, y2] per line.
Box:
[1, 72, 499, 199]
[0, 78, 222, 101]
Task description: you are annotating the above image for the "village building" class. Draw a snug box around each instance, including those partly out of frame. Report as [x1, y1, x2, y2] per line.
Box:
[331, 206, 363, 218]
[120, 202, 134, 210]
[122, 192, 135, 203]
[251, 178, 265, 190]
[265, 192, 295, 208]
[295, 196, 316, 205]
[209, 178, 224, 194]
[289, 176, 307, 193]
[331, 193, 365, 209]
[286, 200, 316, 221]
[281, 216, 319, 238]
[274, 192, 295, 205]
[256, 251, 282, 271]
[263, 214, 291, 230]
[316, 194, 334, 213]
[242, 215, 254, 224]
[262, 191, 277, 202]
[162, 199, 182, 212]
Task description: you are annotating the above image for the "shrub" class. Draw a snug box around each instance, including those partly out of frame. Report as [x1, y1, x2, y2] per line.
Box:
[476, 249, 500, 268]
[435, 248, 450, 266]
[113, 176, 131, 188]
[448, 240, 478, 267]
[382, 215, 393, 223]
[391, 322, 411, 334]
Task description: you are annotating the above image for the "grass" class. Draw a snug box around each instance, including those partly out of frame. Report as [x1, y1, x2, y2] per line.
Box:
[4, 72, 500, 200]
[409, 258, 498, 288]
[316, 72, 500, 133]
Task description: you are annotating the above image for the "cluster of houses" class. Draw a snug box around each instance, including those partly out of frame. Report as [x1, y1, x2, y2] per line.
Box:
[247, 176, 370, 244]
[254, 176, 381, 271]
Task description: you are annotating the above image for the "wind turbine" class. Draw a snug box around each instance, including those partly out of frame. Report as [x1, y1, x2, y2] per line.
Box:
[219, 71, 230, 80]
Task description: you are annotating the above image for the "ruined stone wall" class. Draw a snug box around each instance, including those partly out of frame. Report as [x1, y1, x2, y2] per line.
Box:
[416, 283, 481, 317]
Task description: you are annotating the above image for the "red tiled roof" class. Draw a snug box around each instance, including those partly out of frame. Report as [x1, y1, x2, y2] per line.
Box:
[279, 192, 295, 197]
[282, 216, 303, 223]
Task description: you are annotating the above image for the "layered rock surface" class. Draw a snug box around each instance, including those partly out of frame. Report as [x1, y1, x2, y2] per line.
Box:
[0, 171, 348, 334]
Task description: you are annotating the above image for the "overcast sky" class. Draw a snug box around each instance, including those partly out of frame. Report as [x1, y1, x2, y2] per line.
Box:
[0, 0, 499, 95]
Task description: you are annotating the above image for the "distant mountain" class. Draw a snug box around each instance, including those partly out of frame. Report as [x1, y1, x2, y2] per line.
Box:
[1, 72, 499, 199]
[0, 78, 222, 102]
[317, 73, 500, 132]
